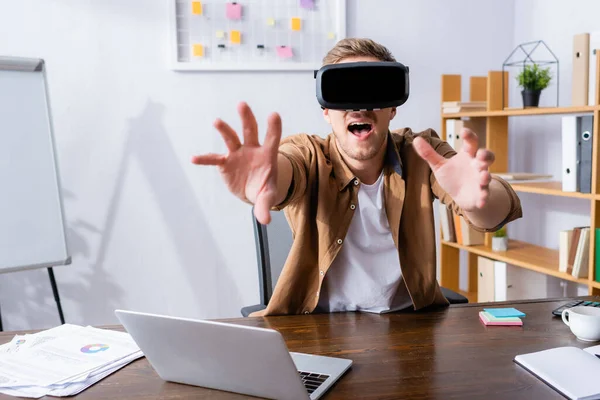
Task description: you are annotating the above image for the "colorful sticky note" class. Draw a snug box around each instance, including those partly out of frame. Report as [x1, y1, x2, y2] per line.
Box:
[483, 308, 526, 318]
[276, 46, 293, 59]
[226, 2, 242, 20]
[300, 0, 315, 9]
[192, 44, 204, 57]
[216, 30, 225, 39]
[327, 32, 336, 40]
[479, 312, 523, 326]
[230, 30, 241, 44]
[267, 17, 275, 26]
[192, 1, 203, 15]
[291, 17, 301, 31]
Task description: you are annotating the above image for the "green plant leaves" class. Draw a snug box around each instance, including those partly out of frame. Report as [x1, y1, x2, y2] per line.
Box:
[516, 63, 552, 91]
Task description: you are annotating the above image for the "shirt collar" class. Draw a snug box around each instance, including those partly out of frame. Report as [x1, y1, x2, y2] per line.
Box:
[330, 131, 404, 192]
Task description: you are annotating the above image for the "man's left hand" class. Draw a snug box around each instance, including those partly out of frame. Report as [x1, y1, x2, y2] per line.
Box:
[413, 128, 494, 212]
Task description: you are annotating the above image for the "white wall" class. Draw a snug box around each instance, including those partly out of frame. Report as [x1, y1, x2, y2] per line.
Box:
[0, 0, 516, 330]
[507, 0, 600, 297]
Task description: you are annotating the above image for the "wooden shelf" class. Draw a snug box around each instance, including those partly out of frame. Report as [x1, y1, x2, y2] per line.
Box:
[508, 181, 597, 200]
[442, 105, 597, 118]
[439, 68, 600, 298]
[441, 239, 590, 285]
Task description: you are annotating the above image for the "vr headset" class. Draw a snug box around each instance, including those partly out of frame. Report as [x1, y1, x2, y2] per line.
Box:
[314, 61, 410, 111]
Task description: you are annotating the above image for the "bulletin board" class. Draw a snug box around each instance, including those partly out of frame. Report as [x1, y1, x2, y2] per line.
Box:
[168, 0, 347, 71]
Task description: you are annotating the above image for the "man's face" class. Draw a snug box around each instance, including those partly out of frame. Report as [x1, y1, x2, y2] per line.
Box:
[323, 56, 397, 161]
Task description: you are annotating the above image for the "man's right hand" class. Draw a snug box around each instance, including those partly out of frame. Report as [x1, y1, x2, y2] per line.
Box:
[191, 102, 287, 225]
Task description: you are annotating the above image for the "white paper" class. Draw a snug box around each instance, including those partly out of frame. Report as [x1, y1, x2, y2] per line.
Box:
[0, 324, 143, 398]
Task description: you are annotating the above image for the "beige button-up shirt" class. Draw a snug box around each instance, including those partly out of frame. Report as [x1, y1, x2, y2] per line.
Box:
[250, 128, 522, 316]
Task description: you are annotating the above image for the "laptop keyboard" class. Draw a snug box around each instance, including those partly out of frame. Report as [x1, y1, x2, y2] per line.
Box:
[298, 370, 329, 395]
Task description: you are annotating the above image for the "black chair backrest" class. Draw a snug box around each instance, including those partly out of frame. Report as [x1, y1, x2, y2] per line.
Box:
[252, 209, 293, 305]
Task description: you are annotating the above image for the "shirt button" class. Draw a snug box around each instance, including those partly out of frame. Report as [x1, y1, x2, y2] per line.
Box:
[337, 239, 343, 245]
[304, 311, 310, 314]
[320, 270, 324, 276]
[354, 179, 359, 186]
[350, 204, 356, 210]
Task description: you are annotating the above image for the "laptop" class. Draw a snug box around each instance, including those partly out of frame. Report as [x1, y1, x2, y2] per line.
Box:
[115, 309, 352, 400]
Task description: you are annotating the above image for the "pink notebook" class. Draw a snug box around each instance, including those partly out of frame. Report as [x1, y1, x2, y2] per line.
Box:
[479, 311, 523, 326]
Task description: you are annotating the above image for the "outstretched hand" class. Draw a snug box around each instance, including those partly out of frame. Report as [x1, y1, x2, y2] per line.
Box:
[191, 102, 282, 224]
[413, 128, 494, 212]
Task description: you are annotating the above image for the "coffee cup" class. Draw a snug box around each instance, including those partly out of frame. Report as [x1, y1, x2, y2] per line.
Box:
[561, 306, 600, 342]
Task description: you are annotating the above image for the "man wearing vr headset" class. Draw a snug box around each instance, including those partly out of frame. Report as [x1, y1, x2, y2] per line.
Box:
[192, 38, 522, 317]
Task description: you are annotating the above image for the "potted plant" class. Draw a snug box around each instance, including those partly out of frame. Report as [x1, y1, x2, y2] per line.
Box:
[516, 63, 552, 108]
[492, 227, 508, 252]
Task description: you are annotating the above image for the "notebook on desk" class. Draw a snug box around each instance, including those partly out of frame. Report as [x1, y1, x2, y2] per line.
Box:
[514, 345, 600, 400]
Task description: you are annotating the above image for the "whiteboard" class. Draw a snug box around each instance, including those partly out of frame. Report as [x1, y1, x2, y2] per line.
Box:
[0, 56, 71, 273]
[169, 0, 347, 71]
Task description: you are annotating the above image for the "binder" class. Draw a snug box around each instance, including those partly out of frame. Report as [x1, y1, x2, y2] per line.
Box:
[477, 257, 509, 302]
[578, 115, 594, 193]
[562, 116, 579, 192]
[445, 119, 463, 151]
[572, 33, 590, 106]
[589, 32, 600, 106]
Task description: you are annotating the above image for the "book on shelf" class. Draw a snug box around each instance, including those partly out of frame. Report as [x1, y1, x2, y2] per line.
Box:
[442, 101, 487, 114]
[438, 204, 483, 246]
[438, 203, 456, 242]
[558, 226, 590, 278]
[492, 172, 553, 182]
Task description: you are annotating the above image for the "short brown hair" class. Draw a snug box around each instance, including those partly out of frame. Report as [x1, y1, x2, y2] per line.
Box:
[322, 38, 396, 65]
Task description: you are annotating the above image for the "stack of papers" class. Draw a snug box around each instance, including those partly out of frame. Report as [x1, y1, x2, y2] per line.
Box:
[479, 307, 525, 326]
[0, 324, 143, 398]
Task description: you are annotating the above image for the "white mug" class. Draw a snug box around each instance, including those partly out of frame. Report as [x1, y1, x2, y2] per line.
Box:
[562, 306, 600, 342]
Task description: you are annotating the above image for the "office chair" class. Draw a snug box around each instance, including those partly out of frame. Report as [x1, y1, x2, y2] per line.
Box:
[241, 208, 468, 317]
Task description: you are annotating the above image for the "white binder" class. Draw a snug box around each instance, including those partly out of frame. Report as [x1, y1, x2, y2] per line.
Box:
[445, 119, 463, 151]
[562, 116, 579, 192]
[588, 32, 600, 106]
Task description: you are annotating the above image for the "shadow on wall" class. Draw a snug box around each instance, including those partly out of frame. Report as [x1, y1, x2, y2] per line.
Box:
[0, 100, 244, 330]
[92, 100, 242, 319]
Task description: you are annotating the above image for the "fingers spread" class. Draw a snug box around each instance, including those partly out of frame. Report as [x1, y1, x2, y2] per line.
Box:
[413, 136, 445, 170]
[460, 128, 479, 157]
[214, 119, 241, 152]
[191, 153, 227, 165]
[264, 112, 282, 153]
[238, 102, 259, 146]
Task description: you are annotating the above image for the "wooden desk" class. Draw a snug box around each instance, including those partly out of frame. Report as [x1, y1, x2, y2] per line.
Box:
[0, 297, 597, 399]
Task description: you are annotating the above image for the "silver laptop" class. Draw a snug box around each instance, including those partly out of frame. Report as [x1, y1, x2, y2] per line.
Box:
[115, 309, 352, 400]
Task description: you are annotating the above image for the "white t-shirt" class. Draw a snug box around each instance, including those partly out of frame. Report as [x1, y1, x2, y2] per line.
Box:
[316, 172, 413, 314]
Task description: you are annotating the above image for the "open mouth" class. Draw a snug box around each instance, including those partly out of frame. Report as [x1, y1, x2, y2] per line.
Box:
[348, 122, 373, 137]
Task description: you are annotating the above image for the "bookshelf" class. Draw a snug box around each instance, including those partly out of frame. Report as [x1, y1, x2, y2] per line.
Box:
[439, 55, 600, 300]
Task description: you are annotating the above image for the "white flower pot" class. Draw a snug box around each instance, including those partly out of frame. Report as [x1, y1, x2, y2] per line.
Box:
[492, 237, 508, 252]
